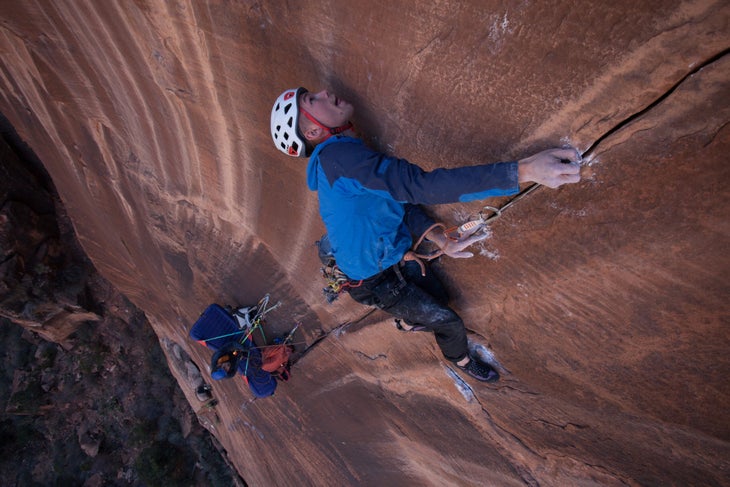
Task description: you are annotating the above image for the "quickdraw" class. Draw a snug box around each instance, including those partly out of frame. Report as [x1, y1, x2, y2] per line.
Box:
[442, 184, 541, 241]
[406, 183, 542, 275]
[321, 263, 361, 303]
[443, 205, 501, 242]
[280, 322, 300, 345]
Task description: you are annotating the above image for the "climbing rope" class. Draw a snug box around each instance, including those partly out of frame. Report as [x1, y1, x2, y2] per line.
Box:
[406, 183, 543, 274]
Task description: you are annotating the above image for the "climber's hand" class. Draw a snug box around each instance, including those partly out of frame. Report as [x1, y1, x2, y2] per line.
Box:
[518, 147, 582, 188]
[426, 228, 488, 259]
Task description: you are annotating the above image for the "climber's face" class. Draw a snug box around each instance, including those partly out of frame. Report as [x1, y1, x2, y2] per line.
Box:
[298, 89, 354, 140]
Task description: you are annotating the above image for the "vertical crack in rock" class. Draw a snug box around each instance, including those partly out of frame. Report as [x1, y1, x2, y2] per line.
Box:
[581, 47, 729, 160]
[443, 363, 543, 485]
[295, 308, 379, 360]
[443, 365, 545, 485]
[544, 453, 632, 487]
[475, 399, 543, 486]
[535, 419, 588, 430]
[455, 118, 730, 483]
[490, 47, 729, 221]
[702, 120, 729, 147]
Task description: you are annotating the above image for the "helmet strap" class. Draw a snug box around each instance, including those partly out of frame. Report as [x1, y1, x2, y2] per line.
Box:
[300, 108, 353, 141]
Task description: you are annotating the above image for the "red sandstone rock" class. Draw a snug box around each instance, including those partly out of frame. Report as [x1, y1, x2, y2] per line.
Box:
[0, 1, 728, 485]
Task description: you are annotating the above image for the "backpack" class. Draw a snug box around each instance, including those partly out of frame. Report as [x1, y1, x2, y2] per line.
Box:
[189, 304, 277, 398]
[261, 344, 293, 381]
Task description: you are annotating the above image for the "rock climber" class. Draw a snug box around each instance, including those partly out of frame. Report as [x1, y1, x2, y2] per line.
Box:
[270, 87, 581, 382]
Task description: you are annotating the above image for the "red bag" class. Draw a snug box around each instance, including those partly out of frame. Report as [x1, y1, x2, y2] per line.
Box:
[261, 345, 293, 381]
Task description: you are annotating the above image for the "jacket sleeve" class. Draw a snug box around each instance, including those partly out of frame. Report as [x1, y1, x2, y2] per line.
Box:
[403, 204, 436, 239]
[320, 141, 520, 204]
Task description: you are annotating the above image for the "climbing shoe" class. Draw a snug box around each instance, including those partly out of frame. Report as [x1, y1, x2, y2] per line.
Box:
[195, 384, 212, 401]
[458, 356, 500, 383]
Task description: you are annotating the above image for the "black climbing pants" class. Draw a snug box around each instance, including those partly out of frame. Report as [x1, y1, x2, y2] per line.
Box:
[347, 260, 469, 363]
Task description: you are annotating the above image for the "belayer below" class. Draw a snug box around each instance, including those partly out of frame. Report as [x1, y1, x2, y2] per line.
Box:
[270, 87, 581, 382]
[189, 297, 296, 398]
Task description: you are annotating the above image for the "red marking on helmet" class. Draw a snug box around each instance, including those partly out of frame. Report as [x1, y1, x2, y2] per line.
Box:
[284, 91, 295, 101]
[287, 145, 298, 155]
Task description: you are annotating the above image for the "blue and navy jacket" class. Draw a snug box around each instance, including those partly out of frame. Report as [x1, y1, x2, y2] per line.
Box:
[307, 136, 520, 280]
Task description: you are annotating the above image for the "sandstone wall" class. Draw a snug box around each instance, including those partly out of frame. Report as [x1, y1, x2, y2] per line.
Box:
[1, 1, 728, 485]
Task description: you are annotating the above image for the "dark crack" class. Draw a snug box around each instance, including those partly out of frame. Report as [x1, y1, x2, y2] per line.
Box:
[480, 47, 729, 229]
[581, 47, 730, 160]
[444, 368, 543, 485]
[479, 405, 543, 486]
[703, 120, 730, 148]
[547, 453, 633, 487]
[355, 351, 387, 361]
[535, 419, 589, 430]
[498, 384, 541, 396]
[295, 308, 378, 360]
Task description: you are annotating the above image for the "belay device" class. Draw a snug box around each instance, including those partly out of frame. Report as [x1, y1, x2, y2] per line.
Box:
[189, 295, 296, 398]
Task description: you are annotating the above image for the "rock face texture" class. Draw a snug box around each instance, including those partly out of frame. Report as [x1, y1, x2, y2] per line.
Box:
[1, 1, 728, 485]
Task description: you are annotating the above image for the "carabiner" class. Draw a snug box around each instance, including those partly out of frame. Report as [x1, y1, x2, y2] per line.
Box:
[478, 205, 502, 222]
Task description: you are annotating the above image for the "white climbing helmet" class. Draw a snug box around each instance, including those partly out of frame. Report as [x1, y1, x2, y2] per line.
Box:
[270, 87, 308, 157]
